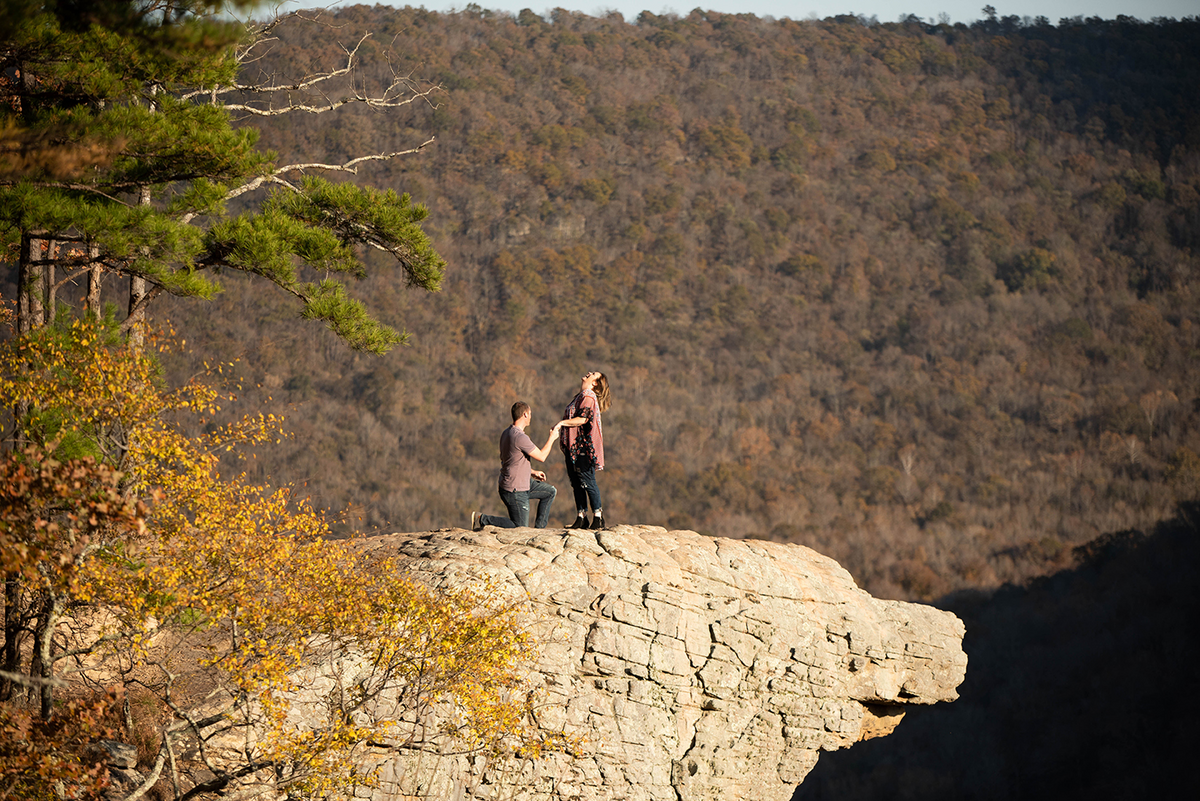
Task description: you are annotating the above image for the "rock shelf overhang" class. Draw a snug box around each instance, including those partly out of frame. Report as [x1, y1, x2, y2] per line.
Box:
[352, 525, 967, 801]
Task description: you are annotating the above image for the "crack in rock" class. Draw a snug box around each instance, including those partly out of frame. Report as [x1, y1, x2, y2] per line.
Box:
[334, 525, 966, 801]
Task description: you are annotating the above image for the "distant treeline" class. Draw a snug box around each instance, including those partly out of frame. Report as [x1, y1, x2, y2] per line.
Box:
[145, 6, 1199, 601]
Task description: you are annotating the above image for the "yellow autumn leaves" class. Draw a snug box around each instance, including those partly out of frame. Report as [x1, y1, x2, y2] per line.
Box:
[1, 316, 542, 800]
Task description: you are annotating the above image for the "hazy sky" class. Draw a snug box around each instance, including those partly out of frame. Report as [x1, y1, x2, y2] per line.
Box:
[270, 0, 1197, 25]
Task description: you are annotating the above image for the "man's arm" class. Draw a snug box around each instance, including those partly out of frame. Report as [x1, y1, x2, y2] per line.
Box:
[528, 421, 564, 462]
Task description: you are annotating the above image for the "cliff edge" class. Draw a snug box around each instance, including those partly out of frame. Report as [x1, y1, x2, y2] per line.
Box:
[353, 525, 967, 801]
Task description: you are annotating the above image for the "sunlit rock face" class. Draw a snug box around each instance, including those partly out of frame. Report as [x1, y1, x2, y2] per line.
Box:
[354, 525, 967, 801]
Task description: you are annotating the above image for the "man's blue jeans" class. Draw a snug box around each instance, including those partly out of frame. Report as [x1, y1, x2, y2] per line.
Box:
[480, 479, 557, 528]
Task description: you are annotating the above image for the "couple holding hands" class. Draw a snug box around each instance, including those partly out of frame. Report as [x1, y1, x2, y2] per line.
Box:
[471, 370, 611, 532]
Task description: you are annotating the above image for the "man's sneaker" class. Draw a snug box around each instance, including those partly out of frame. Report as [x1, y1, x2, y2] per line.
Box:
[470, 511, 482, 531]
[569, 515, 589, 530]
[590, 515, 605, 530]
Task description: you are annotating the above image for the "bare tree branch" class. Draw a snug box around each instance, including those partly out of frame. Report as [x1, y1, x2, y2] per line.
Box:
[0, 668, 64, 688]
[186, 33, 441, 121]
[51, 630, 123, 662]
[49, 268, 92, 295]
[117, 285, 163, 336]
[122, 745, 168, 801]
[272, 138, 436, 176]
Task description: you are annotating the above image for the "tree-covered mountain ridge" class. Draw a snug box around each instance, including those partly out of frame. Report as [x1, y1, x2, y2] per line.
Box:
[158, 6, 1200, 603]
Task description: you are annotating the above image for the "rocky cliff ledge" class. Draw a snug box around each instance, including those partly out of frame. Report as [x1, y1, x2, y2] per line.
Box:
[356, 525, 967, 801]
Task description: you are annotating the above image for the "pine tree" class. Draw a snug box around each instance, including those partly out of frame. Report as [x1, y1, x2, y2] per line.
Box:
[1, 0, 444, 353]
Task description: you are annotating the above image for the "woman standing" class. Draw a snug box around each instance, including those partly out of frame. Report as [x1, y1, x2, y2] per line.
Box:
[559, 370, 611, 530]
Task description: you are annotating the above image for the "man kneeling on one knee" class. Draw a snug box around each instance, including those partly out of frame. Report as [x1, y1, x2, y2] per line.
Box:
[472, 401, 562, 530]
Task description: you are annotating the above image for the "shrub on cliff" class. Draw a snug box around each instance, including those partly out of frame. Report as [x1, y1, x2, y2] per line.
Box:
[0, 315, 538, 801]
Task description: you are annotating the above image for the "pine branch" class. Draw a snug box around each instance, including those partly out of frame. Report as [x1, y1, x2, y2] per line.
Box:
[181, 138, 435, 225]
[4, 181, 134, 205]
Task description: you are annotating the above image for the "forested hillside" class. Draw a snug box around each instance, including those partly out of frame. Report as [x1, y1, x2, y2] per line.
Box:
[152, 6, 1199, 602]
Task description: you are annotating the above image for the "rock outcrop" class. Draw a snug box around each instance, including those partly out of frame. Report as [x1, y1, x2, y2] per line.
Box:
[353, 525, 967, 801]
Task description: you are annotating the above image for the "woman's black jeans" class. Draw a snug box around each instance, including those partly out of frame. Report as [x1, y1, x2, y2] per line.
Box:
[565, 455, 602, 513]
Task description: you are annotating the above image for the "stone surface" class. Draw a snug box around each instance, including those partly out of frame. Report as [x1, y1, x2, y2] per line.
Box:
[87, 739, 139, 769]
[351, 524, 967, 801]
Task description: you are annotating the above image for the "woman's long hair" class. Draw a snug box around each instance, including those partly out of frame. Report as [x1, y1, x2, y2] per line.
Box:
[593, 372, 611, 413]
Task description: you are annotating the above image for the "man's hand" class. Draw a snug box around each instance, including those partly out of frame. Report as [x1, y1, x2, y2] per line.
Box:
[531, 423, 564, 463]
[532, 470, 547, 481]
